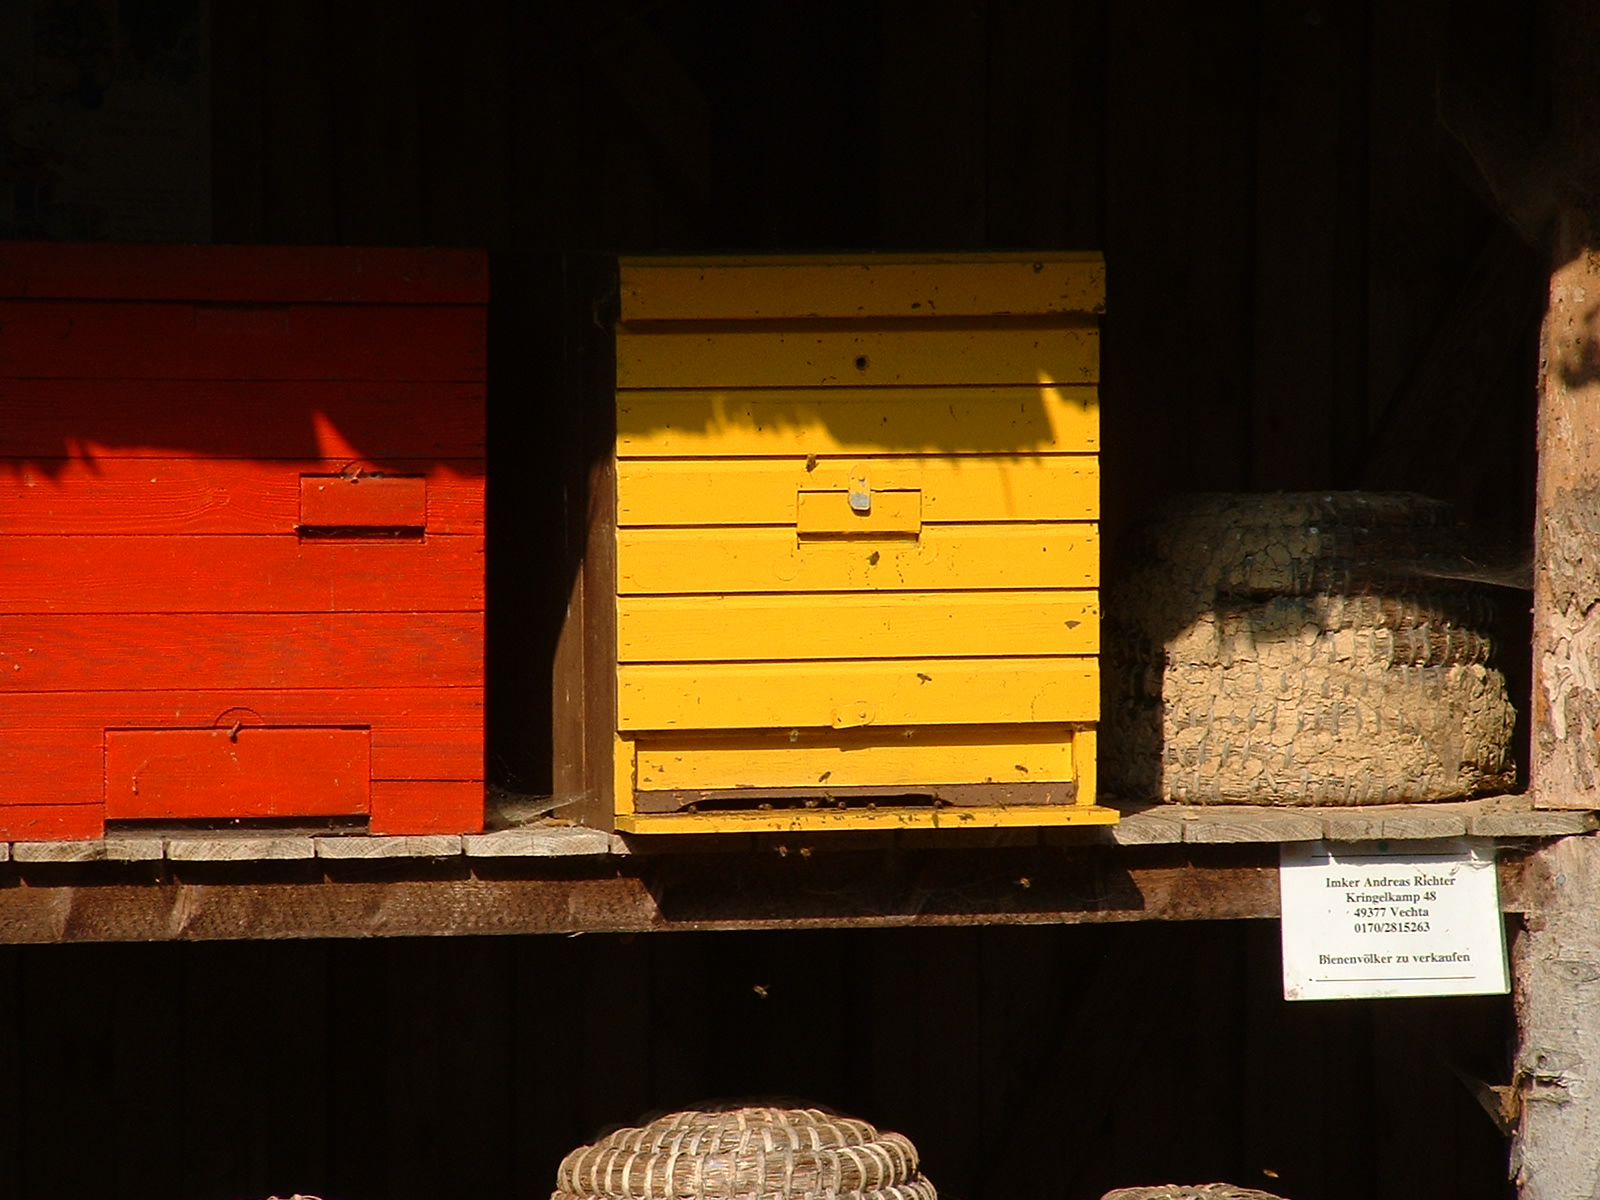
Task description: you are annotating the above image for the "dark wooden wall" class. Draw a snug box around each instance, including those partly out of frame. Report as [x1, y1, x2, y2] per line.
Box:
[0, 922, 1511, 1200]
[208, 0, 1550, 792]
[210, 0, 1546, 535]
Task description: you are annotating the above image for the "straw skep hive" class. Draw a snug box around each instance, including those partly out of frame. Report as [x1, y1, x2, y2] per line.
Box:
[1101, 1187, 1289, 1200]
[553, 1108, 935, 1200]
[1103, 492, 1518, 806]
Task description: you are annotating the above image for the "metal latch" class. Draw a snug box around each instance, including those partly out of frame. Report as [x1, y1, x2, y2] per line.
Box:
[848, 469, 872, 514]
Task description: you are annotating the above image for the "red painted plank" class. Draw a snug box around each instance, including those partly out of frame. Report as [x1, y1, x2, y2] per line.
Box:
[0, 302, 485, 381]
[0, 244, 488, 304]
[0, 380, 486, 460]
[0, 727, 102, 804]
[0, 689, 481, 784]
[0, 535, 483, 613]
[0, 805, 103, 841]
[0, 613, 482, 691]
[105, 727, 371, 820]
[370, 781, 484, 834]
[0, 460, 482, 535]
[299, 474, 427, 529]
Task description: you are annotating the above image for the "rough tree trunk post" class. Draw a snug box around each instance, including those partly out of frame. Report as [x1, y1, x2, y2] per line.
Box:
[1511, 0, 1600, 1189]
[1516, 214, 1600, 1196]
[1532, 213, 1600, 812]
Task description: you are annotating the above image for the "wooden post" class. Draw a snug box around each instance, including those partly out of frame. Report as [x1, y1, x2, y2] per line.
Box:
[1532, 212, 1600, 810]
[1511, 835, 1600, 1196]
[1519, 180, 1600, 1200]
[1519, 208, 1600, 1196]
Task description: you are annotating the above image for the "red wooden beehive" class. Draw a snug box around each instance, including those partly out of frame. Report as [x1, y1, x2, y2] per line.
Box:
[0, 244, 486, 840]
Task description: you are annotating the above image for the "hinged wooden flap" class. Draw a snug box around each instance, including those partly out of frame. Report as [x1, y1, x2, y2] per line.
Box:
[105, 727, 371, 820]
[796, 489, 922, 537]
[299, 474, 426, 530]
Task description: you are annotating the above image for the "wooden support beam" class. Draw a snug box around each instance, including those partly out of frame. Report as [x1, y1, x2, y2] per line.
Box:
[1533, 211, 1600, 810]
[1511, 834, 1600, 1196]
[0, 843, 1554, 943]
[0, 845, 1281, 941]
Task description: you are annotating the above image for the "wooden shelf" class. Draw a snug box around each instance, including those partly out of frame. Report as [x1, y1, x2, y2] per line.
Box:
[0, 799, 1578, 945]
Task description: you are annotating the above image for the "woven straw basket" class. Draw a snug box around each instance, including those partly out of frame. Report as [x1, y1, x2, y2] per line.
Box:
[553, 1108, 935, 1200]
[1101, 1187, 1288, 1200]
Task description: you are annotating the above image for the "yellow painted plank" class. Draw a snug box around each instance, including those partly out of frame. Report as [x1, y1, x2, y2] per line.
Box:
[615, 805, 1119, 834]
[1074, 727, 1098, 811]
[617, 523, 1097, 594]
[615, 326, 1098, 389]
[633, 725, 1080, 790]
[616, 456, 1099, 526]
[617, 386, 1097, 457]
[616, 590, 1099, 662]
[617, 657, 1099, 731]
[618, 253, 1105, 321]
[796, 489, 921, 537]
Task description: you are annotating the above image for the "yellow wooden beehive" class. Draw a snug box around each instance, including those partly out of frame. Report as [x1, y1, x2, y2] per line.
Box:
[553, 252, 1111, 834]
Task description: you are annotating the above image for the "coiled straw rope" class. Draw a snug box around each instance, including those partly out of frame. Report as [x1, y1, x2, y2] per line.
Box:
[553, 1108, 936, 1200]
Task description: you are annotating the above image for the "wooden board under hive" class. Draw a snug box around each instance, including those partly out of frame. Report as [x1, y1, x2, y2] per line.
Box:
[0, 243, 485, 839]
[550, 253, 1112, 834]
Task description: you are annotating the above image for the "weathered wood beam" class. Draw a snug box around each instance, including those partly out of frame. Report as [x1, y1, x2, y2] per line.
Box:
[0, 844, 1554, 943]
[1533, 211, 1600, 810]
[0, 845, 1285, 942]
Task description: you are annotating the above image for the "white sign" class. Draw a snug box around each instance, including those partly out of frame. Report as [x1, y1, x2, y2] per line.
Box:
[1279, 838, 1508, 1001]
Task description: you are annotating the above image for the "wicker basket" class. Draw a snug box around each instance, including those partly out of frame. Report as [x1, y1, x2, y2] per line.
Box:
[1101, 1187, 1289, 1200]
[553, 1108, 936, 1200]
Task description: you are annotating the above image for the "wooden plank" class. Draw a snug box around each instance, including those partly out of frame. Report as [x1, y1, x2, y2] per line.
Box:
[0, 720, 478, 806]
[1179, 809, 1324, 845]
[616, 456, 1098, 525]
[618, 524, 1097, 594]
[617, 386, 1098, 457]
[0, 846, 1294, 939]
[299, 474, 428, 529]
[618, 803, 1112, 834]
[104, 727, 371, 820]
[0, 302, 485, 381]
[630, 781, 1081, 814]
[617, 254, 1105, 321]
[0, 613, 482, 691]
[633, 726, 1079, 791]
[11, 839, 123, 863]
[0, 806, 102, 841]
[0, 460, 482, 535]
[0, 244, 488, 304]
[618, 658, 1098, 730]
[615, 326, 1098, 389]
[0, 381, 486, 460]
[164, 836, 317, 861]
[617, 591, 1099, 662]
[0, 688, 479, 782]
[462, 828, 614, 857]
[369, 781, 483, 835]
[317, 835, 464, 860]
[0, 727, 102, 804]
[0, 535, 483, 613]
